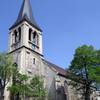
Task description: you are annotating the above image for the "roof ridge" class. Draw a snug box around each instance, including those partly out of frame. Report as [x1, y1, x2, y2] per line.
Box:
[42, 59, 67, 77]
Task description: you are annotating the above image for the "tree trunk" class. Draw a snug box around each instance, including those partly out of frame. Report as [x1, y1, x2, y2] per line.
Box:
[0, 87, 4, 100]
[85, 84, 90, 100]
[10, 93, 14, 100]
[16, 92, 20, 100]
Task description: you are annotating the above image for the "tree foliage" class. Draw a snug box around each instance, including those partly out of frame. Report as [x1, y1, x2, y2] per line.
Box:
[0, 53, 14, 87]
[8, 72, 47, 100]
[8, 72, 29, 100]
[0, 52, 14, 98]
[68, 45, 100, 100]
[0, 52, 47, 100]
[29, 75, 47, 100]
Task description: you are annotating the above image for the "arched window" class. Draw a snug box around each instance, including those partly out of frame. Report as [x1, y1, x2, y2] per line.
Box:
[14, 28, 21, 43]
[33, 31, 38, 46]
[29, 28, 32, 41]
[64, 81, 69, 100]
[14, 30, 18, 43]
[33, 31, 37, 44]
[37, 34, 39, 46]
[18, 27, 21, 41]
[56, 86, 67, 100]
[28, 29, 39, 48]
[33, 58, 36, 64]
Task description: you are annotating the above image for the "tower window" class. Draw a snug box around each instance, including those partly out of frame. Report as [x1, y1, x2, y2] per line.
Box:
[37, 34, 39, 46]
[33, 58, 36, 64]
[18, 27, 21, 41]
[33, 31, 37, 39]
[14, 28, 21, 43]
[33, 31, 39, 46]
[14, 30, 18, 43]
[29, 28, 32, 41]
[28, 29, 39, 49]
[33, 31, 37, 44]
[12, 34, 15, 44]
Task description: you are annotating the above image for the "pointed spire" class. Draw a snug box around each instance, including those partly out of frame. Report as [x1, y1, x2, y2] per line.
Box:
[10, 0, 42, 31]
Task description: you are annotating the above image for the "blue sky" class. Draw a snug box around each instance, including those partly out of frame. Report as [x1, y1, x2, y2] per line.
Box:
[0, 0, 100, 69]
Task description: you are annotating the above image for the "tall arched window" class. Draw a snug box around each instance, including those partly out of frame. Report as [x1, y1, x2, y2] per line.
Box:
[33, 31, 39, 46]
[14, 27, 21, 43]
[37, 34, 39, 46]
[14, 30, 18, 43]
[29, 28, 32, 41]
[33, 31, 37, 44]
[18, 27, 21, 41]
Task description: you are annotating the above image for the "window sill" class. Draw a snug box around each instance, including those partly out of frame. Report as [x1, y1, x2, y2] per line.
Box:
[11, 41, 20, 47]
[28, 41, 39, 48]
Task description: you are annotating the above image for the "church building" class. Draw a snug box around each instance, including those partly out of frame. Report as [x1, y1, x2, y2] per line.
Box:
[3, 0, 97, 100]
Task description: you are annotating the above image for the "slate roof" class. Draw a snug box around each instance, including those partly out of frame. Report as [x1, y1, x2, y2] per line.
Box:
[10, 0, 42, 31]
[42, 59, 69, 77]
[43, 59, 94, 84]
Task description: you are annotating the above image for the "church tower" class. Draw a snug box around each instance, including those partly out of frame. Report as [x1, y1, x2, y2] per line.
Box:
[9, 0, 43, 74]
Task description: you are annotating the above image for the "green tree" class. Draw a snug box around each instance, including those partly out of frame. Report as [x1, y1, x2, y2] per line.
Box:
[0, 53, 46, 100]
[8, 73, 47, 100]
[29, 75, 47, 100]
[0, 52, 14, 99]
[68, 45, 100, 100]
[8, 71, 29, 100]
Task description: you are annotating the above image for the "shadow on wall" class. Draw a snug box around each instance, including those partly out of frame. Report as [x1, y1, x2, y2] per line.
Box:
[48, 78, 56, 100]
[48, 78, 67, 100]
[56, 86, 67, 100]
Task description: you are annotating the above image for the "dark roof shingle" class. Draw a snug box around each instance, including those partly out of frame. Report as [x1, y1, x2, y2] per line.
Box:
[42, 59, 68, 77]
